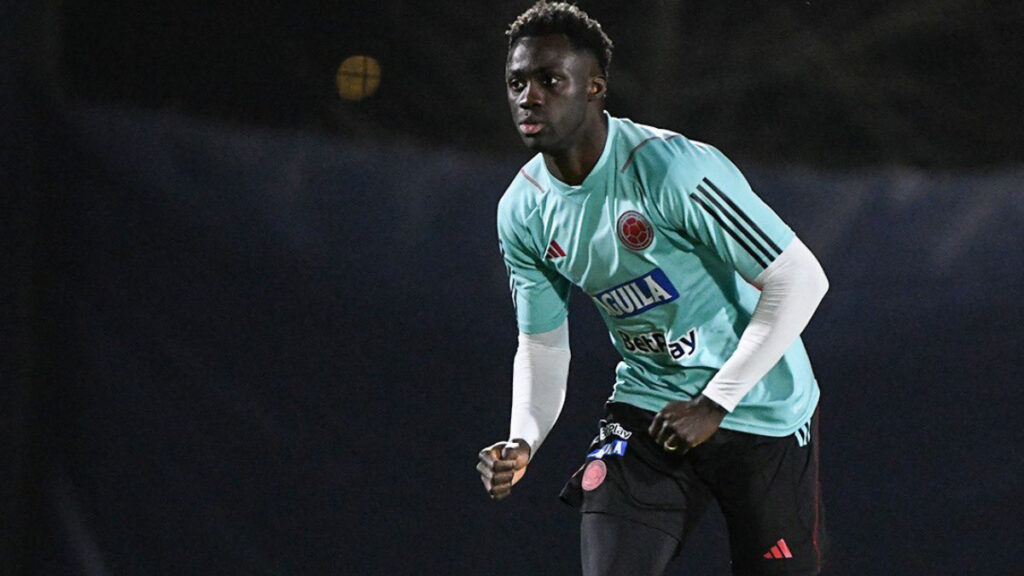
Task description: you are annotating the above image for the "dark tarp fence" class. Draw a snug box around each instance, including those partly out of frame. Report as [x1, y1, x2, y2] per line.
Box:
[24, 103, 1022, 575]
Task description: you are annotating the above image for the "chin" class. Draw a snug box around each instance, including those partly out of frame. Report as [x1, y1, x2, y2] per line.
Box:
[520, 135, 559, 154]
[520, 137, 545, 152]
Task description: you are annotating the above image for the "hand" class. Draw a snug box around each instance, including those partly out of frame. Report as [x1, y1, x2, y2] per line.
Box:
[648, 395, 727, 455]
[477, 439, 531, 500]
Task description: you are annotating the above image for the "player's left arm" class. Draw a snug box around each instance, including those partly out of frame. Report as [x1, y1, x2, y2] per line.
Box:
[698, 237, 828, 412]
[650, 145, 829, 451]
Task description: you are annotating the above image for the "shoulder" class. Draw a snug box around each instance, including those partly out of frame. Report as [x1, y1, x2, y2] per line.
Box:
[612, 117, 720, 189]
[614, 118, 752, 196]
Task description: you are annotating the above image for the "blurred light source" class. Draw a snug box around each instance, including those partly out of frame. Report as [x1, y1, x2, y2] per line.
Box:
[336, 55, 381, 101]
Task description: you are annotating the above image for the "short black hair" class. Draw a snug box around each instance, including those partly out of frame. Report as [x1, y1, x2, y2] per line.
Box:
[506, 1, 613, 77]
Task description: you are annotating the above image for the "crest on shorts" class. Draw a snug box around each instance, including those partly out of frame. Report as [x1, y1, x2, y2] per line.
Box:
[617, 210, 654, 250]
[581, 460, 607, 491]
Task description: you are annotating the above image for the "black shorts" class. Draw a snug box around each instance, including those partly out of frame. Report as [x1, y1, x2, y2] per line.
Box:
[561, 402, 827, 575]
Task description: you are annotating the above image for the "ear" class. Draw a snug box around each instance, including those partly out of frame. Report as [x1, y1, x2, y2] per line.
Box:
[588, 75, 607, 101]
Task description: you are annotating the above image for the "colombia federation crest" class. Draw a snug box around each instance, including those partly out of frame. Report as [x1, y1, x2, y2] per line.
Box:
[617, 210, 654, 250]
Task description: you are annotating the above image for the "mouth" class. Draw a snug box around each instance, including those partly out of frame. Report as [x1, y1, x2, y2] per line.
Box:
[519, 121, 545, 136]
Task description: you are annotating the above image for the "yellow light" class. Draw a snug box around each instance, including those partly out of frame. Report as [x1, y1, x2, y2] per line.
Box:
[336, 55, 381, 101]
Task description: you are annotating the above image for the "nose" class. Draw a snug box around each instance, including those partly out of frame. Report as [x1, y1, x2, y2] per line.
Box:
[518, 81, 542, 109]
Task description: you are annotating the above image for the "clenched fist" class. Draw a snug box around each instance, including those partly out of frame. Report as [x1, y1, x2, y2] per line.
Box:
[649, 395, 727, 454]
[477, 440, 531, 500]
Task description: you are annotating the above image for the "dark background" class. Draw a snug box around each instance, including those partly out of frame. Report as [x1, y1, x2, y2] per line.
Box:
[3, 1, 1022, 575]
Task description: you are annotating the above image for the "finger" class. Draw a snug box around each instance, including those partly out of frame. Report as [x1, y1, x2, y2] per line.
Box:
[501, 441, 525, 462]
[479, 463, 517, 497]
[479, 444, 517, 470]
[479, 442, 505, 462]
[503, 446, 530, 475]
[663, 436, 684, 452]
[478, 449, 495, 468]
[492, 458, 517, 472]
[648, 413, 664, 437]
[478, 452, 517, 475]
[481, 473, 513, 493]
[660, 423, 689, 451]
[500, 441, 517, 458]
[663, 438, 691, 456]
[476, 460, 495, 480]
[489, 484, 512, 500]
[654, 420, 674, 445]
[491, 470, 515, 486]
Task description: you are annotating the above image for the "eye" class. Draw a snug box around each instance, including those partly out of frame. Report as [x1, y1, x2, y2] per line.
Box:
[541, 75, 561, 88]
[507, 77, 525, 92]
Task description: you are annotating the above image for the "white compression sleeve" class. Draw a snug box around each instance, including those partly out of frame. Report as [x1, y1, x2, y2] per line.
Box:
[701, 238, 829, 412]
[508, 320, 570, 457]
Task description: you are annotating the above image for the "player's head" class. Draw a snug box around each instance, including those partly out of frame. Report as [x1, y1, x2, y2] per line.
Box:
[505, 2, 613, 154]
[506, 2, 613, 79]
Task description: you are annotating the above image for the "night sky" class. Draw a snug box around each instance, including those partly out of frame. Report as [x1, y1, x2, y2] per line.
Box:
[61, 0, 1024, 167]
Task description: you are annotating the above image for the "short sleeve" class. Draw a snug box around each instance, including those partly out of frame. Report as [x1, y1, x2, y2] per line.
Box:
[497, 204, 571, 334]
[657, 144, 795, 283]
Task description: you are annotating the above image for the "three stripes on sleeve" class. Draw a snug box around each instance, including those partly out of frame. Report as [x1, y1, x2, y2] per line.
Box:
[689, 177, 783, 270]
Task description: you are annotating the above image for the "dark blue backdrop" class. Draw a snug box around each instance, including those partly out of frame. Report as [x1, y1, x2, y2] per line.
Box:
[25, 103, 1021, 575]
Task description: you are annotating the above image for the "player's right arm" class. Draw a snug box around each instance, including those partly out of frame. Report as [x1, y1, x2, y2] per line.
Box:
[477, 191, 571, 500]
[477, 321, 570, 499]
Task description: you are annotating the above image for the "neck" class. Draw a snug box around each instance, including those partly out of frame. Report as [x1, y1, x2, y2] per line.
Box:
[544, 112, 608, 186]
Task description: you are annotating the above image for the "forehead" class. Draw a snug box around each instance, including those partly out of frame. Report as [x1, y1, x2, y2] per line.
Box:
[507, 34, 595, 74]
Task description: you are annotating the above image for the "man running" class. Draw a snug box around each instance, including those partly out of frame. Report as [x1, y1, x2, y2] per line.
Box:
[478, 3, 830, 575]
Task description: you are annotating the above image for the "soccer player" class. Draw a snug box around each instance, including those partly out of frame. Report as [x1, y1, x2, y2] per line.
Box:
[476, 3, 830, 575]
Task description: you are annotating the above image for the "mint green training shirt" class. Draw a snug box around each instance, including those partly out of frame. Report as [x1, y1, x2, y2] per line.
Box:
[496, 114, 819, 437]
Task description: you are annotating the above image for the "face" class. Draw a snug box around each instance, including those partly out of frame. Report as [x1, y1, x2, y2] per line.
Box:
[506, 34, 605, 154]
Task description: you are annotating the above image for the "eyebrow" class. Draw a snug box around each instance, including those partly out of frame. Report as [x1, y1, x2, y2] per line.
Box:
[506, 64, 567, 76]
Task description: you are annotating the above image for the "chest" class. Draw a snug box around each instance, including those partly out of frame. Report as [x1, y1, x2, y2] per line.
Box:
[535, 183, 696, 295]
